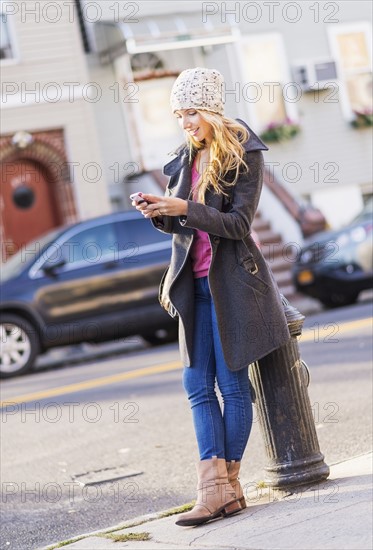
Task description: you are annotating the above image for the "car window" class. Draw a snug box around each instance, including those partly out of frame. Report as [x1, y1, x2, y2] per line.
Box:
[116, 218, 170, 249]
[1, 228, 62, 282]
[351, 198, 373, 225]
[59, 223, 118, 266]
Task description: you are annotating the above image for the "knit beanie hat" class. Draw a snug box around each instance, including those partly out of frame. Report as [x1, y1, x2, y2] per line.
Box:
[170, 67, 224, 115]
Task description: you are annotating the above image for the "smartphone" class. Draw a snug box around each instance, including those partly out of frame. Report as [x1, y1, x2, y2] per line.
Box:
[130, 192, 147, 205]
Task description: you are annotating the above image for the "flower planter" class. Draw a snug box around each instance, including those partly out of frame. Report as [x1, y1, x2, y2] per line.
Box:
[260, 120, 301, 143]
[350, 110, 373, 128]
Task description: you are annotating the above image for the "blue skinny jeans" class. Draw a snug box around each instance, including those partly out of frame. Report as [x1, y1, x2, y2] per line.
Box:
[182, 276, 253, 461]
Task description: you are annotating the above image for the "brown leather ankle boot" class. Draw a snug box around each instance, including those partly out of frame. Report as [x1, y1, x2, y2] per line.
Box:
[175, 456, 238, 527]
[223, 460, 247, 516]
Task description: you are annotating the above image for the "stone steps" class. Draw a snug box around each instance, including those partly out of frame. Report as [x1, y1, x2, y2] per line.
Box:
[254, 210, 298, 299]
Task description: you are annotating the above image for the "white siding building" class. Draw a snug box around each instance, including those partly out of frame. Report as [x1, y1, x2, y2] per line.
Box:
[0, 0, 110, 259]
[1, 0, 372, 260]
[80, 0, 372, 228]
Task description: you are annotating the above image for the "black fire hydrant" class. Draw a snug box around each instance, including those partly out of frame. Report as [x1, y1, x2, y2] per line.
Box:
[249, 296, 330, 488]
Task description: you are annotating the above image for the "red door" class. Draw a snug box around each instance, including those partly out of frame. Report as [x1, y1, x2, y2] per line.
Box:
[1, 159, 61, 254]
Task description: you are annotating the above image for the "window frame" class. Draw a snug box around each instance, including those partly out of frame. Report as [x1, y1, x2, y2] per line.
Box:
[327, 21, 373, 122]
[0, 7, 19, 65]
[28, 219, 171, 279]
[233, 31, 299, 133]
[28, 221, 120, 277]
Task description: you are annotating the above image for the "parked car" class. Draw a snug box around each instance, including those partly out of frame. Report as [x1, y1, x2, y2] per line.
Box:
[292, 199, 373, 308]
[0, 211, 178, 378]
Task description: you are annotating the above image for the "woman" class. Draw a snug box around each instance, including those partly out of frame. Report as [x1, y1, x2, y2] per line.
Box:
[132, 68, 291, 527]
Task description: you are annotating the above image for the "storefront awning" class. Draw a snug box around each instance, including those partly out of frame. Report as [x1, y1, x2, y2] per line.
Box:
[92, 13, 240, 59]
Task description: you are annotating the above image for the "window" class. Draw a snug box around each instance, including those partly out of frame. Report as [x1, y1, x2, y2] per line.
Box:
[328, 22, 372, 121]
[234, 32, 299, 131]
[124, 74, 182, 171]
[116, 218, 170, 250]
[0, 13, 15, 60]
[59, 223, 118, 267]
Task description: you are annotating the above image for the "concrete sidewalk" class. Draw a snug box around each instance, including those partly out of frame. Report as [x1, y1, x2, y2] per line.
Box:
[44, 452, 372, 550]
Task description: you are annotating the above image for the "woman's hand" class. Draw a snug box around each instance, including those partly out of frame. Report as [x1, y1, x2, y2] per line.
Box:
[132, 193, 188, 218]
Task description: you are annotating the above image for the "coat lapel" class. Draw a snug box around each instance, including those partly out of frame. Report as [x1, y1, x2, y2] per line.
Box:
[175, 162, 194, 200]
[164, 146, 195, 200]
[162, 120, 267, 210]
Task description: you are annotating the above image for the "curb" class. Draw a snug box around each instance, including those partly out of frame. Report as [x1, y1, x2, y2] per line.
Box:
[42, 451, 372, 550]
[42, 507, 188, 550]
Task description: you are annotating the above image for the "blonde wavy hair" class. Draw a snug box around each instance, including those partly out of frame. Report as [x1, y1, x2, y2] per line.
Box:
[184, 111, 249, 204]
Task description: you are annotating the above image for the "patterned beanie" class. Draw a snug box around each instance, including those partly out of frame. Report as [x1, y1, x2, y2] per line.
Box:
[170, 67, 225, 115]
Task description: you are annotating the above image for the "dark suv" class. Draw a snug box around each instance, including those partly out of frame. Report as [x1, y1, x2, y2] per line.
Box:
[292, 199, 373, 308]
[0, 211, 177, 378]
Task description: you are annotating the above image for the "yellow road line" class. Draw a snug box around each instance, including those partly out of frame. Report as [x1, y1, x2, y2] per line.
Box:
[1, 317, 371, 407]
[0, 361, 182, 407]
[299, 317, 372, 342]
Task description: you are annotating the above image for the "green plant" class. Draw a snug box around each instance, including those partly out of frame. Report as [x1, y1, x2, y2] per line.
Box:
[256, 480, 268, 489]
[260, 117, 301, 143]
[351, 109, 373, 128]
[102, 532, 151, 542]
[159, 501, 195, 517]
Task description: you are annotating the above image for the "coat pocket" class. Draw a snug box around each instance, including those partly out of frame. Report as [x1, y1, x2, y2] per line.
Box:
[235, 257, 270, 296]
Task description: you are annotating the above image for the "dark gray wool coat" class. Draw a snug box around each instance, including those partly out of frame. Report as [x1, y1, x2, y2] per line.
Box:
[152, 119, 291, 372]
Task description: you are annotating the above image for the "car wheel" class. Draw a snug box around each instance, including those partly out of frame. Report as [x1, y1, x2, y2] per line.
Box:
[0, 314, 40, 378]
[142, 326, 178, 346]
[319, 292, 359, 309]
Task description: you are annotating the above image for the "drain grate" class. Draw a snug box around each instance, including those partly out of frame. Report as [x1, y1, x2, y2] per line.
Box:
[72, 466, 143, 486]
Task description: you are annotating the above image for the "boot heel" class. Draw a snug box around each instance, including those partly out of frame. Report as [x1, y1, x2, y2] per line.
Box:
[222, 498, 242, 517]
[238, 496, 247, 509]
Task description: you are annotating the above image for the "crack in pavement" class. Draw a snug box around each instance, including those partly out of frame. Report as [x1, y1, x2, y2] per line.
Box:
[182, 497, 371, 548]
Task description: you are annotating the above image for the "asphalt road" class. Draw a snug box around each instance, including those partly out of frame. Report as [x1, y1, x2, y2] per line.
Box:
[0, 300, 372, 550]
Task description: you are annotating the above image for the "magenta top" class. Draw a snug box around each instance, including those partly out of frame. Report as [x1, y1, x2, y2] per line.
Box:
[189, 159, 212, 278]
